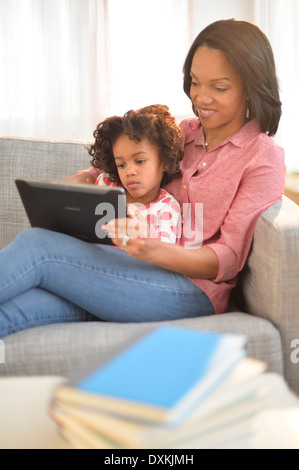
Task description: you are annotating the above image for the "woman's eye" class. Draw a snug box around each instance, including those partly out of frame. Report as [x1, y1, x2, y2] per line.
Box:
[215, 87, 227, 93]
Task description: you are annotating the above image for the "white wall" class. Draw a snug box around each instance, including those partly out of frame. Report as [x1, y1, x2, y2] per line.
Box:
[191, 0, 255, 39]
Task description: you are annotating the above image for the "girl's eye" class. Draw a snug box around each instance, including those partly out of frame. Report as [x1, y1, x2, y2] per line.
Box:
[117, 163, 126, 169]
[136, 159, 146, 165]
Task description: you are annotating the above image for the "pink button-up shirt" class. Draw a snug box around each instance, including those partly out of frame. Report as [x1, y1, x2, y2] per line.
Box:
[165, 118, 285, 314]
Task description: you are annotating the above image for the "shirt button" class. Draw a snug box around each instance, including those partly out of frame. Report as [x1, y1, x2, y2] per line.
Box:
[183, 185, 186, 189]
[202, 162, 207, 167]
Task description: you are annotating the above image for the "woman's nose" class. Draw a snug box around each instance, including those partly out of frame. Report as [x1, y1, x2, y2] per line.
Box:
[195, 90, 213, 106]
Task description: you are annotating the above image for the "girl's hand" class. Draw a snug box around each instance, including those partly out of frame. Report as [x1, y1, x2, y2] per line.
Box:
[103, 204, 152, 256]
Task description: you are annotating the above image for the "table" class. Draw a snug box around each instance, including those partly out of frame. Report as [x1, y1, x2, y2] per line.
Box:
[223, 373, 299, 449]
[0, 375, 70, 449]
[0, 373, 298, 449]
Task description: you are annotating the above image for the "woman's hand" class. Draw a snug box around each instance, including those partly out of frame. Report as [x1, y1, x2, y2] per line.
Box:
[64, 172, 95, 184]
[103, 204, 219, 279]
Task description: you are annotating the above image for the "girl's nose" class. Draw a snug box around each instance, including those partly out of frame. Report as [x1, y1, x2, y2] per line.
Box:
[126, 164, 137, 176]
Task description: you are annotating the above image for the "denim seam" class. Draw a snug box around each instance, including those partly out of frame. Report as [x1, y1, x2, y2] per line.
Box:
[2, 258, 201, 295]
[59, 261, 200, 294]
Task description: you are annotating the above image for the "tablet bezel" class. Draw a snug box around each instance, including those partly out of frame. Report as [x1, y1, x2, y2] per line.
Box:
[15, 178, 127, 244]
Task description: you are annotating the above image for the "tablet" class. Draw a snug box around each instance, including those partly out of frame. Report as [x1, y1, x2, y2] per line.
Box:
[15, 178, 127, 244]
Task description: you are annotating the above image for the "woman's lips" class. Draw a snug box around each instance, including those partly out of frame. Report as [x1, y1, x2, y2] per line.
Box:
[198, 108, 217, 119]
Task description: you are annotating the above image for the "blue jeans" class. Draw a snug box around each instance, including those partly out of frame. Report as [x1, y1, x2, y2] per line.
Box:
[0, 228, 214, 337]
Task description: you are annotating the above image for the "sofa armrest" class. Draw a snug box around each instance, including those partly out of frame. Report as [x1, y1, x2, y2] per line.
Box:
[238, 196, 299, 394]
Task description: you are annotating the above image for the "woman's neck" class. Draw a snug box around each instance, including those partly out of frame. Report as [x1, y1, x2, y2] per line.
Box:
[204, 118, 248, 150]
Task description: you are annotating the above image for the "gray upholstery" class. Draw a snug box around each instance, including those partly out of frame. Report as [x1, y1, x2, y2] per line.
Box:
[2, 313, 282, 378]
[0, 137, 92, 247]
[0, 137, 298, 396]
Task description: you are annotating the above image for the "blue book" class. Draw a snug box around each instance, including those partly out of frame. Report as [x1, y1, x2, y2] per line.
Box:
[54, 326, 245, 425]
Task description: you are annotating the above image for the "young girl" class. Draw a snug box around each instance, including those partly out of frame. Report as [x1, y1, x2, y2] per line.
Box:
[72, 104, 183, 244]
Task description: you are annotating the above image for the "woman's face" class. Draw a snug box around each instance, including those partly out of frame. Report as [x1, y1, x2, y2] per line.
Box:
[189, 46, 248, 139]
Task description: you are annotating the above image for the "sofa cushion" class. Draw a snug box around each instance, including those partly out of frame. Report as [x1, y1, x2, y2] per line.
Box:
[1, 312, 283, 378]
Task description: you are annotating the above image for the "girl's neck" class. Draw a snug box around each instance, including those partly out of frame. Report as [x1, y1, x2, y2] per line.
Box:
[125, 188, 161, 207]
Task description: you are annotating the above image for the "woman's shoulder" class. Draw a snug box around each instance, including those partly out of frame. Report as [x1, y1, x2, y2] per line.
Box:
[240, 124, 286, 180]
[179, 117, 201, 143]
[248, 128, 285, 162]
[233, 120, 284, 169]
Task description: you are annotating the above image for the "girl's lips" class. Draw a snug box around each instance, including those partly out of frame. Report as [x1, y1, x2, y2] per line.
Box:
[126, 181, 140, 189]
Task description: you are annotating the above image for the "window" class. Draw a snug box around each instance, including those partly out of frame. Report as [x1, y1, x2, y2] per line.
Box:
[0, 0, 192, 140]
[255, 0, 299, 172]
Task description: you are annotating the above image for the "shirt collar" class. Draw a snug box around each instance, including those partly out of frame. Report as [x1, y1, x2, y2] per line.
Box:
[186, 119, 261, 149]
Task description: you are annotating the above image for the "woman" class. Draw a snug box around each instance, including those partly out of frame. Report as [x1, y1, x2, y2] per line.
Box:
[0, 19, 285, 337]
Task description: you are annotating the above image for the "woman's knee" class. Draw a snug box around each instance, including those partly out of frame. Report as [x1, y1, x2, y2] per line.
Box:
[14, 227, 52, 246]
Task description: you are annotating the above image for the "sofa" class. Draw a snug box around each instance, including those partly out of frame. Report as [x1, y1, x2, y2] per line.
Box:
[1, 136, 299, 397]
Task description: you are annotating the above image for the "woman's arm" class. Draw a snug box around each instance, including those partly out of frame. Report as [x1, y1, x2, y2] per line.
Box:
[64, 167, 102, 184]
[133, 238, 219, 280]
[106, 217, 219, 280]
[64, 172, 95, 184]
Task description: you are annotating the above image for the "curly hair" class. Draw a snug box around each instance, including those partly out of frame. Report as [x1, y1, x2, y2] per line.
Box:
[88, 104, 183, 186]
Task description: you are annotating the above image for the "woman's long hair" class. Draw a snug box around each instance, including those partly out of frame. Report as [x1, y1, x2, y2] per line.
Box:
[183, 19, 281, 136]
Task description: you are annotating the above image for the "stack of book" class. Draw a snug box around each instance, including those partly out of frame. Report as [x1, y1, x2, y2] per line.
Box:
[49, 325, 269, 449]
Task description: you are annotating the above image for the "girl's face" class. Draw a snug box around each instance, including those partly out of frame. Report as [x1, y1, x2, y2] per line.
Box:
[190, 46, 248, 141]
[112, 134, 164, 205]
